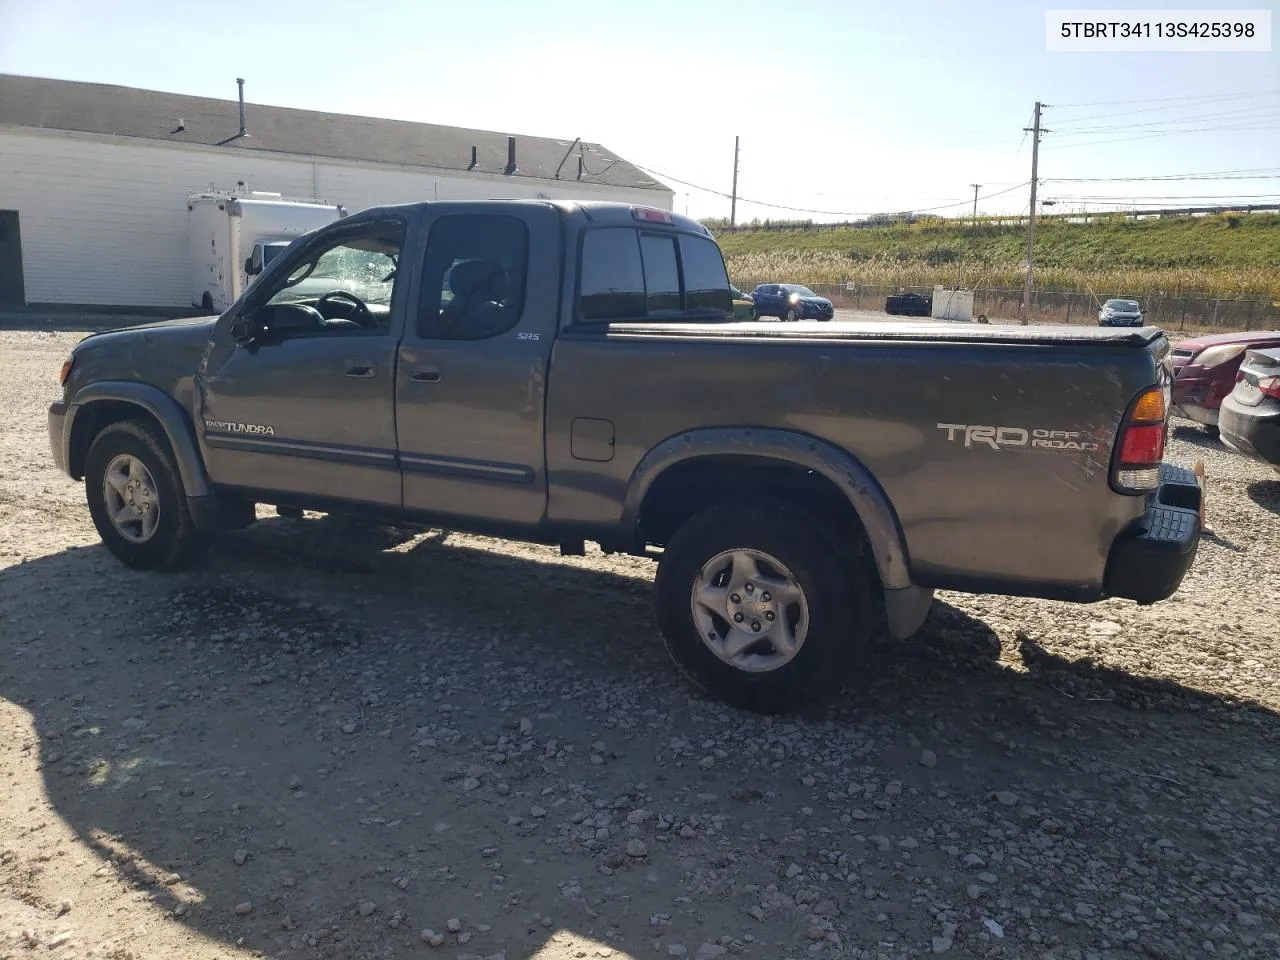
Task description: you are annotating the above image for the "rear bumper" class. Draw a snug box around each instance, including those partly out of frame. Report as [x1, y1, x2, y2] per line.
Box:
[1170, 401, 1219, 426]
[1220, 394, 1280, 466]
[1103, 463, 1201, 605]
[48, 400, 72, 476]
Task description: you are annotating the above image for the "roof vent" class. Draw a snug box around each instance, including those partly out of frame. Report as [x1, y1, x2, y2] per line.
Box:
[505, 136, 517, 176]
[468, 145, 478, 171]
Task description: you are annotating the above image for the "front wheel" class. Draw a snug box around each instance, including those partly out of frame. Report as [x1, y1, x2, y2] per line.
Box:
[655, 501, 873, 713]
[786, 307, 799, 322]
[85, 420, 209, 571]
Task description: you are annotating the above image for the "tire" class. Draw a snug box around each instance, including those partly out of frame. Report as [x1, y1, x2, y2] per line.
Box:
[749, 306, 760, 321]
[85, 420, 209, 571]
[655, 500, 873, 713]
[786, 307, 799, 322]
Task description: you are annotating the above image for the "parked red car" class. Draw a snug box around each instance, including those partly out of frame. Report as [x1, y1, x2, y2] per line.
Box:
[1170, 330, 1280, 430]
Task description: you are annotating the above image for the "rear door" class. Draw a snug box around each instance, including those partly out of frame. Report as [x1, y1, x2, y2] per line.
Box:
[395, 204, 561, 525]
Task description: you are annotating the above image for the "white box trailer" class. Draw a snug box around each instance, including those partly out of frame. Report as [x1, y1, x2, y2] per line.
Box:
[188, 191, 346, 313]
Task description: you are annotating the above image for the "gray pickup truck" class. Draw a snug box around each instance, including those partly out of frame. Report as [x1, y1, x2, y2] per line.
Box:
[49, 200, 1201, 712]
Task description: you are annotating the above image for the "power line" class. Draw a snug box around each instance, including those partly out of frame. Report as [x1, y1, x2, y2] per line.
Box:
[1047, 121, 1279, 150]
[635, 163, 1028, 217]
[1051, 89, 1280, 109]
[1047, 192, 1280, 201]
[1047, 172, 1280, 183]
[1051, 105, 1280, 135]
[1049, 92, 1280, 125]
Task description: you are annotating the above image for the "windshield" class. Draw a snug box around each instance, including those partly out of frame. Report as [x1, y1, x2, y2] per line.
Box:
[276, 239, 399, 306]
[1106, 299, 1139, 312]
[783, 284, 817, 297]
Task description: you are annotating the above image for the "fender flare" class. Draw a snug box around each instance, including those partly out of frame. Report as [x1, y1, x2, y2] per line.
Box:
[67, 381, 212, 498]
[621, 427, 912, 591]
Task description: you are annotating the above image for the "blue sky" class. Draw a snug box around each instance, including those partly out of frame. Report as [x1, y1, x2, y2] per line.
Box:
[2, 0, 1276, 221]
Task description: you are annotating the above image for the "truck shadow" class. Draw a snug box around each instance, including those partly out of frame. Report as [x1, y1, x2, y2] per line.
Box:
[2, 522, 1278, 960]
[1248, 479, 1280, 515]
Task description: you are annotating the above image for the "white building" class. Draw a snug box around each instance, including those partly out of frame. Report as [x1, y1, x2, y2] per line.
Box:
[0, 74, 673, 310]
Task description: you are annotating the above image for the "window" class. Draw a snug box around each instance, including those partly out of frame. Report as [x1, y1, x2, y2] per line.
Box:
[640, 235, 681, 314]
[579, 227, 645, 321]
[417, 215, 529, 340]
[578, 227, 732, 322]
[258, 218, 405, 338]
[679, 234, 731, 314]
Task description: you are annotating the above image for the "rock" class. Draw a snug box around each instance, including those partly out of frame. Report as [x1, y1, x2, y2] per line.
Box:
[519, 718, 533, 736]
[696, 944, 727, 958]
[56, 900, 71, 917]
[626, 839, 648, 858]
[530, 805, 547, 818]
[289, 775, 303, 791]
[679, 825, 697, 840]
[121, 716, 147, 731]
[667, 946, 687, 957]
[462, 777, 481, 792]
[626, 808, 651, 825]
[963, 853, 986, 868]
[447, 917, 463, 933]
[805, 925, 825, 940]
[785, 863, 803, 878]
[932, 936, 954, 953]
[920, 750, 937, 768]
[234, 902, 254, 915]
[421, 929, 445, 947]
[813, 900, 840, 918]
[967, 884, 987, 901]
[977, 871, 998, 885]
[233, 849, 249, 866]
[994, 791, 1019, 807]
[748, 905, 765, 921]
[358, 901, 376, 917]
[341, 722, 357, 735]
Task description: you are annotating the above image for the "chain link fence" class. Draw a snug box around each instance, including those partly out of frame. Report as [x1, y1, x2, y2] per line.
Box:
[731, 279, 1280, 333]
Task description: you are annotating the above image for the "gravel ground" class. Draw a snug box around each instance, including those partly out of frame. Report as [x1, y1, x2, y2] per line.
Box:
[1, 329, 1278, 960]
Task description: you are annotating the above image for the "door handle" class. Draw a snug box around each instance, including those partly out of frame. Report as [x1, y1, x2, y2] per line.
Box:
[410, 368, 441, 383]
[344, 359, 376, 378]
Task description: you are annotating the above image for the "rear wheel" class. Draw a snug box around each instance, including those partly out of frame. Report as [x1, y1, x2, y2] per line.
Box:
[786, 307, 799, 322]
[655, 500, 873, 713]
[85, 420, 209, 571]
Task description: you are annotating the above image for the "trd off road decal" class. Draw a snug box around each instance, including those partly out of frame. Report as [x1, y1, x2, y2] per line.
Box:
[937, 423, 1103, 453]
[204, 419, 276, 436]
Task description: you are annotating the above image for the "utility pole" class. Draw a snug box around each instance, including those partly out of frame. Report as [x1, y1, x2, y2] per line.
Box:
[1021, 101, 1047, 324]
[730, 136, 740, 227]
[970, 184, 982, 225]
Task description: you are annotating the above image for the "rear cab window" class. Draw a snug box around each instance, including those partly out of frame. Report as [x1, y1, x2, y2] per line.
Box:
[577, 226, 731, 323]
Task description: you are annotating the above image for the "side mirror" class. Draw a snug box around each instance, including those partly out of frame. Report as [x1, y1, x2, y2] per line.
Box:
[245, 245, 265, 276]
[230, 313, 261, 345]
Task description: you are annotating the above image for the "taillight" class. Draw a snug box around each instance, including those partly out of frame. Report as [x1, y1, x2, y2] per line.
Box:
[1259, 376, 1280, 400]
[59, 355, 74, 386]
[1112, 384, 1167, 493]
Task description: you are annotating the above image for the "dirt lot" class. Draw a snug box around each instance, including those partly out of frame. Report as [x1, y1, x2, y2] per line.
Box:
[2, 329, 1279, 960]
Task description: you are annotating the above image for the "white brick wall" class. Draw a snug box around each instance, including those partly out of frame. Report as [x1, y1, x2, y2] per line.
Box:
[0, 129, 672, 307]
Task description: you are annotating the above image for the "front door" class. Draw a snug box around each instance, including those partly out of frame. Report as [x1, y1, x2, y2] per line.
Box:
[395, 204, 560, 526]
[195, 213, 412, 508]
[0, 211, 25, 306]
